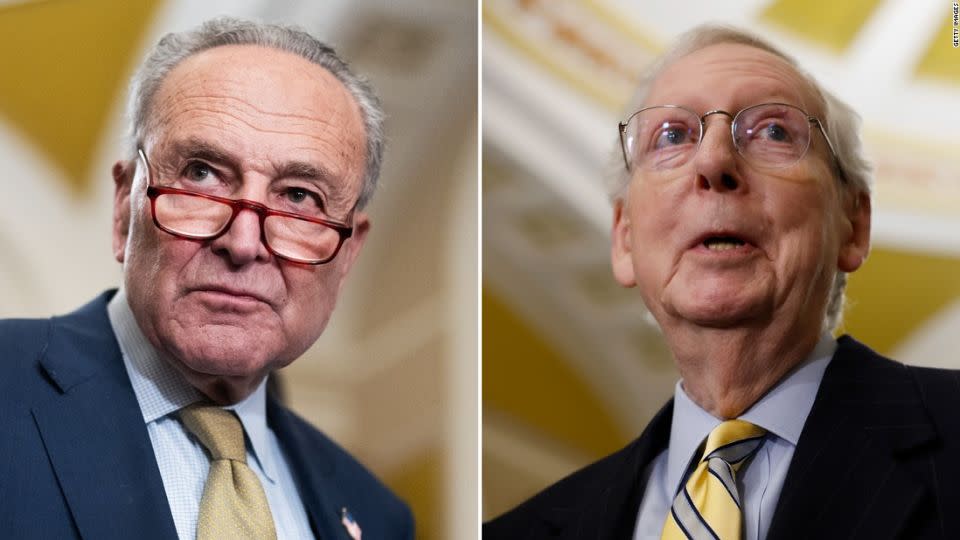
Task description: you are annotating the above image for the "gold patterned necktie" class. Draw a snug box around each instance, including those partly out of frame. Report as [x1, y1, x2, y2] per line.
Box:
[661, 419, 766, 540]
[179, 404, 277, 540]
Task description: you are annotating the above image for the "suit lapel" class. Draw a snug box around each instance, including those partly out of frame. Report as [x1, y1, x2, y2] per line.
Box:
[550, 401, 673, 540]
[767, 336, 936, 540]
[31, 292, 177, 540]
[268, 399, 354, 540]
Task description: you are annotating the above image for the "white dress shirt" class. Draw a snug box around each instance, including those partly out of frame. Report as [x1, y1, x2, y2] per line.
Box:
[634, 334, 836, 540]
[108, 288, 315, 539]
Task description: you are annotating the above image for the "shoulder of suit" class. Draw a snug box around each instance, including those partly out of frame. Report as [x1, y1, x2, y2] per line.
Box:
[838, 334, 960, 440]
[0, 315, 52, 351]
[901, 361, 960, 437]
[837, 334, 960, 387]
[0, 315, 53, 382]
[0, 315, 59, 436]
[0, 290, 116, 396]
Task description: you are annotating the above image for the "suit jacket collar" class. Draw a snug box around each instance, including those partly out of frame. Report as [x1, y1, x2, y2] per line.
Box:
[766, 335, 937, 539]
[32, 290, 179, 540]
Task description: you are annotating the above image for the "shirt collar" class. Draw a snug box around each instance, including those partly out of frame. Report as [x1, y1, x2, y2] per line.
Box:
[665, 333, 836, 494]
[107, 288, 278, 482]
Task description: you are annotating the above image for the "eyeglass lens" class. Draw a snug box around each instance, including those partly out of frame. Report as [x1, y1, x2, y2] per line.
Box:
[623, 104, 813, 171]
[153, 192, 342, 263]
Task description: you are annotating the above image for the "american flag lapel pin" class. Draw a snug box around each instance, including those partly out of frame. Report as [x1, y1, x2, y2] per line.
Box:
[341, 507, 362, 540]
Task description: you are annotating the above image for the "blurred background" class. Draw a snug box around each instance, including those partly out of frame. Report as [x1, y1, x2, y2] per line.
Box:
[483, 0, 960, 520]
[0, 0, 476, 538]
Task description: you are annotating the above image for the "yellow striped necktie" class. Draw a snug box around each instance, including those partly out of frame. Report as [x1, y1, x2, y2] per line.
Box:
[179, 404, 277, 540]
[661, 419, 766, 540]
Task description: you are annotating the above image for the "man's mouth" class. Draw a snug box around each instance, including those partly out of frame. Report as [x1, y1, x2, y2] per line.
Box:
[702, 236, 748, 251]
[190, 285, 272, 307]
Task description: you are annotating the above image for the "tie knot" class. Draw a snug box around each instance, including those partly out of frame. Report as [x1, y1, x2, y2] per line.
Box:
[179, 404, 247, 462]
[702, 419, 766, 465]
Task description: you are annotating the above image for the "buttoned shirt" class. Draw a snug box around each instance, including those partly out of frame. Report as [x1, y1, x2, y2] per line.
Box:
[108, 289, 314, 539]
[633, 334, 836, 540]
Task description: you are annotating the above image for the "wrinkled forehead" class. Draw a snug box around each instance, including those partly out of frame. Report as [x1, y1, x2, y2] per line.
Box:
[146, 44, 365, 142]
[644, 42, 825, 118]
[143, 44, 368, 194]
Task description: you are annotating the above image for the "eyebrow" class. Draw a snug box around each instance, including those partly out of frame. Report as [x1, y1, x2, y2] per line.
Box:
[164, 137, 358, 213]
[276, 161, 353, 210]
[169, 138, 237, 167]
[276, 160, 336, 184]
[169, 136, 346, 191]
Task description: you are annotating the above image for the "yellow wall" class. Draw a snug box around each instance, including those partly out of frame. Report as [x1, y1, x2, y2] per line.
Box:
[0, 0, 161, 193]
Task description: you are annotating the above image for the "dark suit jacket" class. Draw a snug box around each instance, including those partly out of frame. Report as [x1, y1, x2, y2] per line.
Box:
[485, 336, 960, 539]
[0, 290, 413, 540]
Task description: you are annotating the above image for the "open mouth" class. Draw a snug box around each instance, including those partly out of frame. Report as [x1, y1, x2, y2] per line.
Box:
[702, 235, 748, 252]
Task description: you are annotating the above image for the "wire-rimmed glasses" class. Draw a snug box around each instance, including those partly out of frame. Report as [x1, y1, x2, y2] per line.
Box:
[618, 102, 844, 181]
[138, 148, 353, 265]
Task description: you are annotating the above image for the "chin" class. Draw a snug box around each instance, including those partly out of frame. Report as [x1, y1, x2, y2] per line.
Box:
[659, 274, 771, 325]
[668, 293, 770, 328]
[169, 333, 279, 378]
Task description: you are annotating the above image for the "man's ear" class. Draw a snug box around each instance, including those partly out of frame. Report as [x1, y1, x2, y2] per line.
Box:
[334, 212, 370, 294]
[838, 190, 871, 273]
[112, 160, 135, 263]
[611, 197, 637, 287]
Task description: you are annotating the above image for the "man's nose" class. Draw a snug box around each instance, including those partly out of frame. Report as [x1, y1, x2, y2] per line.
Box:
[692, 114, 743, 193]
[209, 205, 271, 266]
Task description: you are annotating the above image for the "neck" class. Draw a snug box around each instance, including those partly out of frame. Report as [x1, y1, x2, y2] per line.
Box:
[191, 374, 265, 405]
[664, 321, 822, 419]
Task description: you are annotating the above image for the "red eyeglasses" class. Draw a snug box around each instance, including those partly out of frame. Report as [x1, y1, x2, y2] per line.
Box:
[139, 148, 353, 265]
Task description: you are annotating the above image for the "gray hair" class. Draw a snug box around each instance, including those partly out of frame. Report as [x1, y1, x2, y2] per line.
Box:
[126, 16, 385, 209]
[611, 24, 873, 332]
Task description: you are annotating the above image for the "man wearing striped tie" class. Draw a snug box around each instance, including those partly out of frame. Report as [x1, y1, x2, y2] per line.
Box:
[485, 23, 960, 540]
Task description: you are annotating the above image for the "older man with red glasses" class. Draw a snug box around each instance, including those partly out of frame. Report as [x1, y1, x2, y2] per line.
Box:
[485, 25, 960, 540]
[1, 17, 411, 540]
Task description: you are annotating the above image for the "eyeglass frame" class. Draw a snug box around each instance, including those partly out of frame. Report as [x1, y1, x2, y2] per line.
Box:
[617, 103, 846, 183]
[137, 147, 354, 265]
